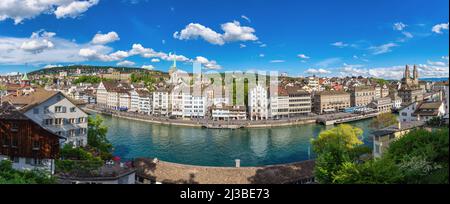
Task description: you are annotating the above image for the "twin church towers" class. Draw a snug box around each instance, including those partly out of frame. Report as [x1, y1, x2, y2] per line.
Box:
[402, 64, 420, 87]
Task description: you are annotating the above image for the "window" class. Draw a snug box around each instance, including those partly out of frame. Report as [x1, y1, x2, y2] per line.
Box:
[43, 119, 53, 125]
[2, 136, 9, 147]
[70, 107, 76, 112]
[32, 140, 40, 150]
[55, 118, 63, 125]
[10, 123, 18, 132]
[55, 106, 62, 113]
[68, 118, 76, 124]
[33, 159, 43, 166]
[10, 156, 19, 163]
[11, 137, 18, 147]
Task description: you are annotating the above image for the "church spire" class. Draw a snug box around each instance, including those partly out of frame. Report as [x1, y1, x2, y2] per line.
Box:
[173, 55, 177, 68]
[404, 65, 410, 79]
[413, 64, 418, 80]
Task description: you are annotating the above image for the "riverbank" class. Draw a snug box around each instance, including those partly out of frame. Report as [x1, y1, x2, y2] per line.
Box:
[82, 106, 318, 129]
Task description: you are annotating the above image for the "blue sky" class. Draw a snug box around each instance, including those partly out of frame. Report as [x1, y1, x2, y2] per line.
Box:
[0, 0, 448, 79]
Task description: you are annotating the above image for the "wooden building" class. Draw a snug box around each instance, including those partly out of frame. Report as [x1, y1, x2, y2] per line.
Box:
[0, 102, 61, 173]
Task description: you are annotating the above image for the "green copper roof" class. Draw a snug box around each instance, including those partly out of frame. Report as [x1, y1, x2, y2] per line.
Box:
[22, 73, 29, 81]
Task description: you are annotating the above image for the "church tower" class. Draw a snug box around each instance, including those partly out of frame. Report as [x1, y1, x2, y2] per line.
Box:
[402, 65, 411, 85]
[413, 64, 419, 86]
[21, 73, 31, 88]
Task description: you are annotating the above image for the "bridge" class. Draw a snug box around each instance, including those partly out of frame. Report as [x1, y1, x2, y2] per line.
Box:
[316, 112, 380, 126]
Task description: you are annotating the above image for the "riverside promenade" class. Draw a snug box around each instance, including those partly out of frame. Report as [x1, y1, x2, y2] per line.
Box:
[82, 105, 319, 129]
[82, 105, 375, 129]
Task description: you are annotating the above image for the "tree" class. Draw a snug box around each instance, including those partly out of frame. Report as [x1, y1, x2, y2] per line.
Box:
[332, 157, 404, 184]
[386, 128, 448, 184]
[88, 115, 113, 160]
[0, 84, 6, 104]
[426, 116, 444, 127]
[327, 128, 449, 184]
[370, 113, 398, 129]
[311, 124, 367, 183]
[0, 160, 55, 184]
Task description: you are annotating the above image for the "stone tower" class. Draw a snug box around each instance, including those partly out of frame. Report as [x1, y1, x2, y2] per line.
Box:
[403, 65, 411, 85]
[413, 64, 419, 86]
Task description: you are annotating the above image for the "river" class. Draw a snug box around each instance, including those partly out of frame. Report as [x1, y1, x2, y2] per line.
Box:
[97, 114, 375, 167]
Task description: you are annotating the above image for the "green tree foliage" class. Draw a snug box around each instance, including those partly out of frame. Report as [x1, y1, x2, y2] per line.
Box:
[0, 160, 55, 184]
[88, 115, 113, 160]
[311, 124, 367, 183]
[426, 116, 444, 127]
[333, 157, 404, 184]
[369, 113, 398, 129]
[56, 144, 104, 175]
[386, 128, 448, 184]
[73, 76, 103, 84]
[315, 127, 449, 184]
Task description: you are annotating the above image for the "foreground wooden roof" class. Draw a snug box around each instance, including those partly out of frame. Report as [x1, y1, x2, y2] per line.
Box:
[134, 158, 315, 184]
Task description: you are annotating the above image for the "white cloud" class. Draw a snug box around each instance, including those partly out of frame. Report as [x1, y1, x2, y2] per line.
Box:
[91, 31, 120, 45]
[298, 54, 310, 59]
[19, 30, 56, 53]
[174, 21, 258, 45]
[239, 44, 247, 48]
[241, 15, 251, 23]
[393, 22, 407, 31]
[194, 56, 222, 70]
[162, 53, 190, 62]
[117, 60, 135, 67]
[221, 21, 258, 42]
[173, 23, 225, 45]
[432, 22, 449, 34]
[270, 60, 285, 63]
[129, 43, 168, 59]
[21, 37, 54, 53]
[337, 58, 449, 79]
[79, 48, 114, 61]
[0, 30, 111, 65]
[43, 64, 63, 69]
[331, 41, 349, 48]
[305, 68, 331, 75]
[369, 43, 398, 55]
[259, 44, 267, 48]
[0, 0, 100, 24]
[427, 60, 446, 67]
[151, 58, 160, 62]
[54, 0, 99, 19]
[109, 50, 129, 60]
[316, 57, 341, 68]
[339, 63, 368, 76]
[402, 31, 413, 39]
[259, 54, 265, 58]
[141, 65, 154, 70]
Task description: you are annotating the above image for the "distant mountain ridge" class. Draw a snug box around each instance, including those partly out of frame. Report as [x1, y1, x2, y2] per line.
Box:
[420, 78, 449, 82]
[28, 65, 164, 75]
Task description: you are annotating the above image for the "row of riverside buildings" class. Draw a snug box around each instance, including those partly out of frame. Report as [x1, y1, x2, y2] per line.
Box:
[1, 73, 89, 174]
[95, 64, 444, 121]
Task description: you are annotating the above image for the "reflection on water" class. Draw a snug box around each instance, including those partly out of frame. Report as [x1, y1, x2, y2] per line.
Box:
[99, 114, 374, 167]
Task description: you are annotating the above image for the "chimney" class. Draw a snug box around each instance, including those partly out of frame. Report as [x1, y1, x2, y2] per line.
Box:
[235, 159, 241, 168]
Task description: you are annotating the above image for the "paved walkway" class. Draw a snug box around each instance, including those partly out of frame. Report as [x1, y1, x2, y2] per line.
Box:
[83, 105, 319, 128]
